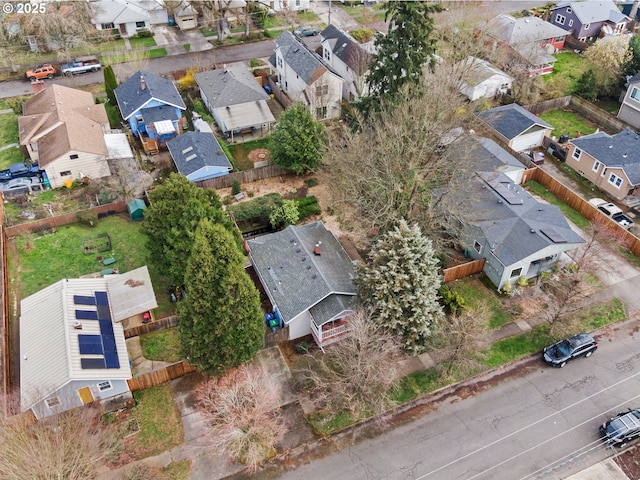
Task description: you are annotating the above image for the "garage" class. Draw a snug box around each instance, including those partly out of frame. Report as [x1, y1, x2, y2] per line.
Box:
[510, 126, 548, 152]
[178, 16, 197, 30]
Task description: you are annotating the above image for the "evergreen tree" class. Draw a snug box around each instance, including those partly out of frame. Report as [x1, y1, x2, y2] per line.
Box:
[366, 1, 442, 101]
[624, 34, 640, 78]
[142, 173, 238, 284]
[356, 220, 443, 354]
[178, 219, 264, 374]
[103, 65, 118, 106]
[270, 102, 326, 174]
[574, 69, 599, 101]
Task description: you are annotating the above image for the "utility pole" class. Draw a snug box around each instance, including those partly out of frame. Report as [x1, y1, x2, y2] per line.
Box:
[328, 0, 332, 26]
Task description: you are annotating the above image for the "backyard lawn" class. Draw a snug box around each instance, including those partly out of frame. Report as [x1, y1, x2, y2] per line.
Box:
[11, 214, 174, 317]
[539, 109, 598, 139]
[228, 138, 272, 171]
[0, 98, 27, 167]
[547, 51, 589, 94]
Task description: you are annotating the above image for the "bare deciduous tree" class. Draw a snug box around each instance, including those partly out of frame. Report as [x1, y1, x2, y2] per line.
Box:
[195, 365, 287, 472]
[0, 392, 116, 480]
[292, 309, 404, 417]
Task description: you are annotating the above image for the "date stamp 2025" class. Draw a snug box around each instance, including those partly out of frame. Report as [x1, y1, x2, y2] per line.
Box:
[2, 2, 47, 14]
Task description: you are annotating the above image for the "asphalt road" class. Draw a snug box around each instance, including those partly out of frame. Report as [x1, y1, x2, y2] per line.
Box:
[274, 317, 640, 480]
[0, 39, 277, 99]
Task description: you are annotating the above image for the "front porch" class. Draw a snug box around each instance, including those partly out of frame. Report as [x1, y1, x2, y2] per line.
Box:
[310, 316, 350, 351]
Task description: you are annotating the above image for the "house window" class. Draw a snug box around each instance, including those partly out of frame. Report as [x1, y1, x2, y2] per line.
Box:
[592, 160, 601, 172]
[631, 87, 640, 102]
[473, 240, 482, 253]
[316, 84, 329, 97]
[45, 397, 61, 408]
[602, 167, 607, 177]
[316, 106, 327, 119]
[568, 20, 573, 27]
[583, 23, 590, 30]
[609, 173, 623, 188]
[324, 48, 330, 61]
[555, 36, 564, 42]
[510, 267, 523, 278]
[60, 170, 71, 176]
[295, 0, 301, 6]
[97, 381, 112, 392]
[277, 56, 283, 69]
[567, 7, 572, 13]
[136, 21, 146, 28]
[555, 14, 566, 25]
[101, 23, 115, 29]
[69, 154, 79, 160]
[572, 147, 582, 160]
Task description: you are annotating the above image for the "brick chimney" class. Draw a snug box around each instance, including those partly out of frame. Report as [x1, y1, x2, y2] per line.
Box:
[314, 241, 322, 256]
[140, 74, 146, 90]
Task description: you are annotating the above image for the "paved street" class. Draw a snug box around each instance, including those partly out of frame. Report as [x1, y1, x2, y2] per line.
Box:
[271, 316, 640, 480]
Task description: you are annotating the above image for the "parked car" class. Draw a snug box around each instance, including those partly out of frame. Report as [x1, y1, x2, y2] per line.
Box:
[542, 332, 597, 367]
[25, 64, 56, 81]
[600, 408, 640, 448]
[294, 26, 319, 37]
[0, 177, 42, 193]
[0, 162, 41, 182]
[588, 198, 634, 231]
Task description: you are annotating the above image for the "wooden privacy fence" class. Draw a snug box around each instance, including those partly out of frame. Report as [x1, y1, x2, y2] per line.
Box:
[195, 164, 290, 190]
[127, 361, 197, 392]
[569, 96, 629, 134]
[4, 201, 128, 237]
[124, 315, 178, 339]
[522, 167, 640, 257]
[442, 259, 486, 283]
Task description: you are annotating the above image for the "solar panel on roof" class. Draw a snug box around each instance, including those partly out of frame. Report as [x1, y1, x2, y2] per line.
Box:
[75, 310, 99, 320]
[99, 319, 114, 336]
[81, 358, 106, 369]
[74, 295, 96, 305]
[78, 334, 104, 354]
[102, 334, 116, 352]
[97, 304, 111, 320]
[489, 181, 523, 205]
[95, 291, 109, 305]
[104, 351, 120, 369]
[541, 228, 567, 243]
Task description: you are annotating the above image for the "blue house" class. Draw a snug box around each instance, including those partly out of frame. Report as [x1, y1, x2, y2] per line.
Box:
[114, 70, 186, 153]
[167, 131, 233, 182]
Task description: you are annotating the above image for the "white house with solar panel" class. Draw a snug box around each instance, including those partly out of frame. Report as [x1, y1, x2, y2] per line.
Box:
[20, 267, 157, 419]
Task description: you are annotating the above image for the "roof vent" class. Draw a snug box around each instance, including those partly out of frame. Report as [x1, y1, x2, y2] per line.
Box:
[530, 229, 535, 233]
[623, 153, 628, 158]
[314, 242, 322, 255]
[140, 74, 146, 90]
[306, 265, 311, 270]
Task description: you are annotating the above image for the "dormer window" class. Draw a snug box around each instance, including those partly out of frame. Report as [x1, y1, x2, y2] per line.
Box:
[324, 48, 330, 61]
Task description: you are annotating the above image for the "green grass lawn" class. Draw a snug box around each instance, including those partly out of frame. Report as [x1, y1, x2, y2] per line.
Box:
[594, 97, 621, 115]
[451, 278, 514, 329]
[228, 138, 272, 171]
[149, 48, 167, 58]
[162, 460, 192, 480]
[140, 327, 183, 362]
[129, 36, 157, 48]
[524, 180, 591, 229]
[539, 109, 598, 139]
[0, 98, 27, 168]
[128, 385, 184, 459]
[547, 51, 589, 94]
[12, 213, 174, 317]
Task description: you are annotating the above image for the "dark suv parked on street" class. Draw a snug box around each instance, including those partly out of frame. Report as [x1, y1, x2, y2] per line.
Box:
[542, 333, 597, 367]
[600, 408, 640, 448]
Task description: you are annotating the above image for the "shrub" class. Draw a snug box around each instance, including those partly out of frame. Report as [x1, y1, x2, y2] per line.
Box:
[134, 29, 153, 38]
[295, 195, 321, 219]
[438, 284, 465, 315]
[304, 177, 318, 187]
[231, 180, 242, 196]
[350, 28, 374, 43]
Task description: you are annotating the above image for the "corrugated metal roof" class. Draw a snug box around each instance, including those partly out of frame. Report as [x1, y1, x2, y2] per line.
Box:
[105, 266, 158, 321]
[218, 101, 276, 131]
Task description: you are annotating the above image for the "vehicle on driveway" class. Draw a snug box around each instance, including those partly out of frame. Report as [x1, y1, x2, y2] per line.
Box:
[0, 177, 43, 195]
[600, 408, 640, 448]
[588, 198, 634, 231]
[294, 26, 319, 36]
[542, 332, 597, 367]
[0, 162, 41, 182]
[25, 64, 56, 81]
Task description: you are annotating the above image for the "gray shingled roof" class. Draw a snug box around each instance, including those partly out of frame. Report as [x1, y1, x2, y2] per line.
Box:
[248, 221, 357, 324]
[321, 24, 371, 71]
[466, 172, 583, 266]
[554, 1, 629, 24]
[454, 136, 525, 173]
[309, 294, 356, 326]
[274, 30, 329, 83]
[140, 104, 180, 124]
[114, 70, 186, 121]
[166, 131, 232, 177]
[479, 14, 568, 45]
[571, 128, 640, 184]
[194, 67, 270, 109]
[476, 103, 553, 141]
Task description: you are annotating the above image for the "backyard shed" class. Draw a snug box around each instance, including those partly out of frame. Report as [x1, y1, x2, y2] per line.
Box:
[127, 198, 146, 222]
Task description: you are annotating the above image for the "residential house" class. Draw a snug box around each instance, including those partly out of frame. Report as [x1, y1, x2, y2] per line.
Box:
[617, 72, 640, 130]
[115, 70, 186, 153]
[477, 14, 567, 75]
[18, 84, 111, 189]
[453, 135, 526, 184]
[174, 3, 198, 30]
[565, 128, 640, 201]
[476, 103, 554, 152]
[91, 0, 168, 37]
[194, 66, 276, 142]
[20, 266, 158, 419]
[258, 0, 310, 12]
[320, 24, 373, 101]
[270, 31, 343, 120]
[619, 1, 640, 23]
[247, 221, 357, 350]
[549, 1, 631, 42]
[167, 131, 232, 182]
[459, 56, 513, 102]
[459, 171, 584, 290]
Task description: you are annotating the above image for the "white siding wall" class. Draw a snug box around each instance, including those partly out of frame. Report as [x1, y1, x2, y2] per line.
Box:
[45, 151, 110, 189]
[308, 71, 343, 120]
[288, 310, 312, 340]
